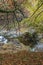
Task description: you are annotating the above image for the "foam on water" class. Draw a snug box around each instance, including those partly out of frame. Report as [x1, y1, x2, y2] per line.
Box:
[0, 36, 8, 44]
[31, 42, 43, 52]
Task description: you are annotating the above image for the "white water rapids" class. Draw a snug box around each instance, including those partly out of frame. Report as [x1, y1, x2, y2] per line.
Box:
[0, 29, 43, 52]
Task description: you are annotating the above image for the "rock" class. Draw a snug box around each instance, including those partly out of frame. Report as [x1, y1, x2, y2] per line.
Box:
[19, 31, 38, 47]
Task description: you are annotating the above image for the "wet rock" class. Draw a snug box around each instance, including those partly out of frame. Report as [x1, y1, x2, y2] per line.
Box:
[19, 31, 38, 47]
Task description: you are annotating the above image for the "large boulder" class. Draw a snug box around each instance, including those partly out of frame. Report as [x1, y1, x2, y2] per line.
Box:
[19, 31, 38, 48]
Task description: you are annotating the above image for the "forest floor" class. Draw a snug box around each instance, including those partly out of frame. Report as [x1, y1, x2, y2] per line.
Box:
[0, 50, 43, 65]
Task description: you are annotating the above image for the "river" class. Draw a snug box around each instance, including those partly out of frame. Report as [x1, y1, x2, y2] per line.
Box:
[0, 29, 43, 52]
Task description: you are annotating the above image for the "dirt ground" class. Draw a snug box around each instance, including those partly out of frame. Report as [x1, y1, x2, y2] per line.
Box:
[0, 50, 43, 65]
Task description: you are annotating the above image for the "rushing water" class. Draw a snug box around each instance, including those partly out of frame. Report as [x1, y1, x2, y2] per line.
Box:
[0, 35, 43, 52]
[0, 36, 8, 44]
[31, 42, 43, 52]
[0, 29, 43, 52]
